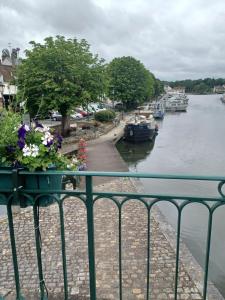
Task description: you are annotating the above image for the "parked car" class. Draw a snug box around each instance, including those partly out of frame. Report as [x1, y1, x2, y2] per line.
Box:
[51, 111, 62, 121]
[70, 112, 83, 120]
[89, 103, 106, 113]
[76, 107, 90, 117]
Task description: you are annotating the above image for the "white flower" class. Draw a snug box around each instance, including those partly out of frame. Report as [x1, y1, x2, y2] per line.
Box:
[24, 124, 30, 132]
[43, 126, 50, 132]
[22, 144, 39, 157]
[35, 127, 44, 132]
[31, 144, 39, 157]
[22, 145, 31, 157]
[34, 125, 50, 133]
[41, 131, 54, 146]
[72, 157, 78, 164]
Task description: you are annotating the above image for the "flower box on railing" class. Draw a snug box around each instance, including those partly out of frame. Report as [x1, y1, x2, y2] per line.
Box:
[0, 168, 62, 207]
[0, 111, 83, 207]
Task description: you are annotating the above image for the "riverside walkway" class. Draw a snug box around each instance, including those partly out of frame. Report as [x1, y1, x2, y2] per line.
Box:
[86, 118, 128, 186]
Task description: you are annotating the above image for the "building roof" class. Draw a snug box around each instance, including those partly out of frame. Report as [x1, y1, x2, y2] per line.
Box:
[0, 63, 14, 83]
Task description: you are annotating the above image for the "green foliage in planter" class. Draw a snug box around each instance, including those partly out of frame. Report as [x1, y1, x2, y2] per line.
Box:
[94, 110, 116, 122]
[0, 111, 22, 165]
[0, 110, 79, 171]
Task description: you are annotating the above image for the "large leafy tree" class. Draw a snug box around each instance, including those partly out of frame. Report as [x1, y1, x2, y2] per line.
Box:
[16, 36, 106, 135]
[107, 56, 157, 109]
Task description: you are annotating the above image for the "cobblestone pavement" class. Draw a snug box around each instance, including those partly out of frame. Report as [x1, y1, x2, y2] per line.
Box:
[0, 178, 220, 299]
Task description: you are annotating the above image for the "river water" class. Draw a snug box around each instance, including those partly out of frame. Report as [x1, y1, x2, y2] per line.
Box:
[116, 94, 225, 297]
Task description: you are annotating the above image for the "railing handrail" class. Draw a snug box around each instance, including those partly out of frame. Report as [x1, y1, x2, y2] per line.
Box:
[2, 169, 225, 181]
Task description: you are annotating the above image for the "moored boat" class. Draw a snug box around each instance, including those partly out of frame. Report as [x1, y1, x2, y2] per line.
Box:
[136, 105, 153, 118]
[137, 101, 165, 120]
[153, 102, 165, 119]
[164, 94, 189, 112]
[124, 115, 158, 143]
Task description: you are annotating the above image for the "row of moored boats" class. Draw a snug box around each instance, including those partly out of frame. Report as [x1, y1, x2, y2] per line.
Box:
[123, 93, 189, 143]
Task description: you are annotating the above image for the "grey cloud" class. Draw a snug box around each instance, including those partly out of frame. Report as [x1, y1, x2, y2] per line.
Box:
[37, 0, 104, 34]
[0, 0, 225, 80]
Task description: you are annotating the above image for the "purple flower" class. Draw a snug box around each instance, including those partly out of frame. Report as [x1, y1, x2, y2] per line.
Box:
[55, 133, 63, 149]
[46, 139, 54, 147]
[57, 134, 63, 143]
[78, 163, 87, 171]
[18, 124, 29, 140]
[17, 139, 25, 149]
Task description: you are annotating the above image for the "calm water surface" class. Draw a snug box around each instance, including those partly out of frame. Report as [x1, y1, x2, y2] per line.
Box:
[116, 95, 225, 297]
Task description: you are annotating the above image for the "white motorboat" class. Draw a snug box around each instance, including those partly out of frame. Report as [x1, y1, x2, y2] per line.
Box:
[164, 94, 189, 112]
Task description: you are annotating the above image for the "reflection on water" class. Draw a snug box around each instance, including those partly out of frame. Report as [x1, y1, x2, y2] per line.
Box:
[116, 140, 155, 169]
[116, 95, 225, 297]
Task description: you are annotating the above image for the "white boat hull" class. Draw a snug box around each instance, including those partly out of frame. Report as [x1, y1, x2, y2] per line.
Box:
[165, 105, 188, 112]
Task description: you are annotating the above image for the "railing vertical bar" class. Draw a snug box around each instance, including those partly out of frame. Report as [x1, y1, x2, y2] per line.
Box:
[203, 211, 213, 299]
[33, 204, 48, 300]
[146, 209, 151, 300]
[6, 169, 25, 300]
[118, 207, 123, 300]
[7, 203, 23, 300]
[174, 210, 182, 300]
[59, 201, 68, 300]
[86, 175, 96, 300]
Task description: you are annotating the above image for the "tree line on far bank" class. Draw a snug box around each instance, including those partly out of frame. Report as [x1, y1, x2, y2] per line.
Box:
[165, 78, 225, 94]
[15, 36, 163, 135]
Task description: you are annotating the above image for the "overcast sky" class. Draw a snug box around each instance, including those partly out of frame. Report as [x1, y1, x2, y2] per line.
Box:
[0, 0, 225, 80]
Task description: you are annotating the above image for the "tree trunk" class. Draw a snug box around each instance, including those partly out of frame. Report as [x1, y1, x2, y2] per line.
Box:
[61, 115, 71, 137]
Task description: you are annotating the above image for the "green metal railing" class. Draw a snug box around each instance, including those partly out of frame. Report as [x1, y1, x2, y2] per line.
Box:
[0, 170, 225, 300]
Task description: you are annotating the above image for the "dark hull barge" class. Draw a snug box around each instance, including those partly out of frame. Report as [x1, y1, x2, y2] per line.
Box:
[124, 123, 158, 143]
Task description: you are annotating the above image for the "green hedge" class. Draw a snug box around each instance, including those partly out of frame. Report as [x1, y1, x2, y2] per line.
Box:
[94, 110, 116, 122]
